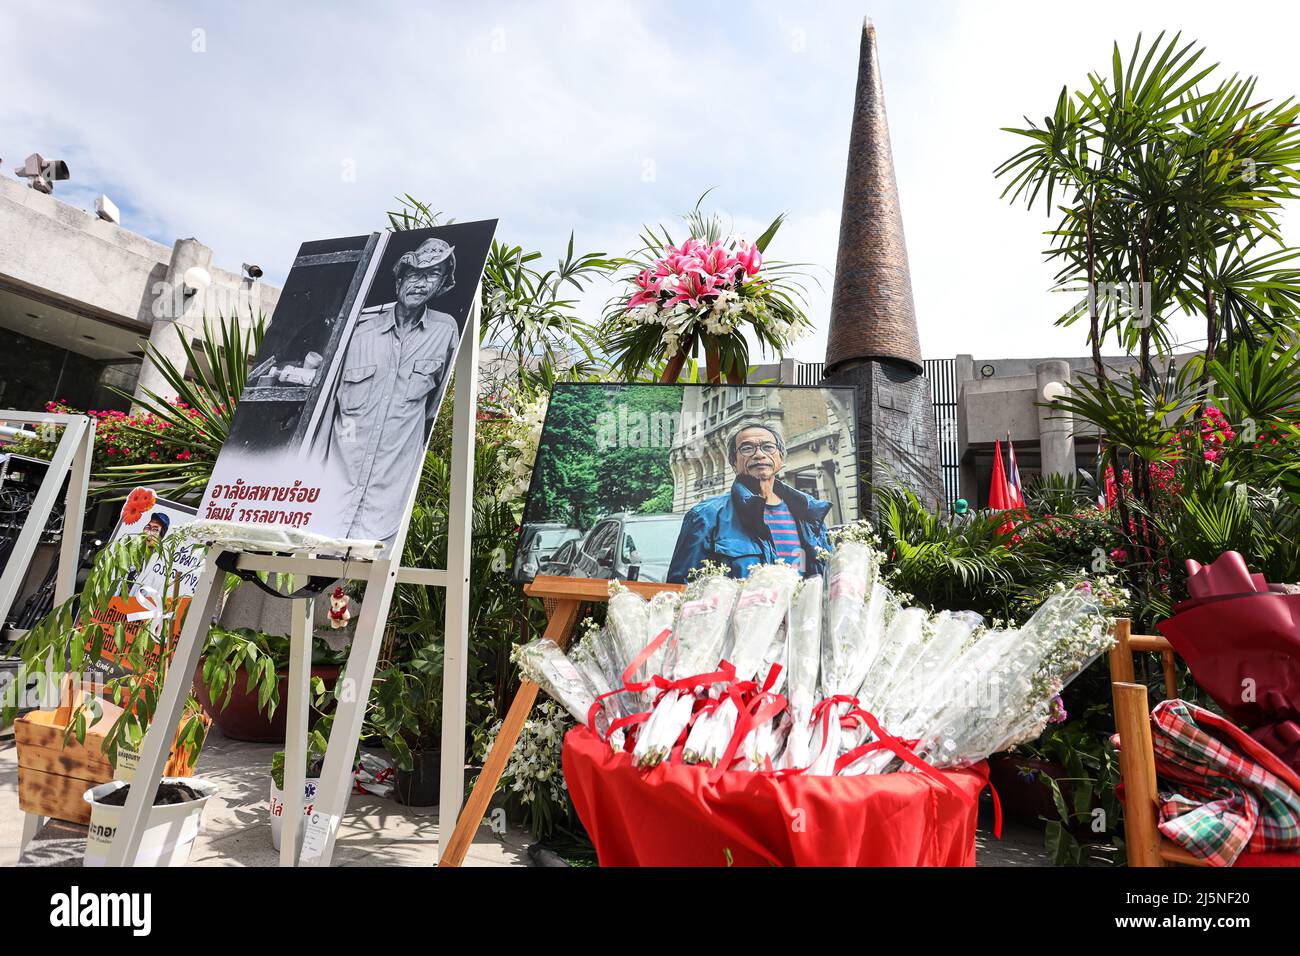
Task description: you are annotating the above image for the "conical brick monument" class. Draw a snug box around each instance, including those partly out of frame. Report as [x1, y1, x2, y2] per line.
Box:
[821, 17, 943, 513]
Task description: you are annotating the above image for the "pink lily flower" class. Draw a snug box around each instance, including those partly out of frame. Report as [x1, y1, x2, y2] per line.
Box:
[626, 268, 663, 310]
[736, 240, 762, 276]
[701, 241, 739, 277]
[652, 250, 693, 277]
[666, 270, 721, 308]
[678, 237, 707, 258]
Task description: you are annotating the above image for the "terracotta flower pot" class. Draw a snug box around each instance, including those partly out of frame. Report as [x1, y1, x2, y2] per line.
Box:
[194, 662, 340, 743]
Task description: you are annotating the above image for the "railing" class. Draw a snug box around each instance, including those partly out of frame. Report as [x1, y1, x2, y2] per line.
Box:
[924, 357, 961, 506]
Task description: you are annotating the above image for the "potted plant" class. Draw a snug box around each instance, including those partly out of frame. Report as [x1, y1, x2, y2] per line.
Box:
[268, 742, 326, 852]
[83, 776, 219, 867]
[368, 641, 444, 806]
[2, 527, 220, 861]
[195, 627, 347, 742]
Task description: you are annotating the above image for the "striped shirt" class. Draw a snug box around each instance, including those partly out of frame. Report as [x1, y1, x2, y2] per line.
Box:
[763, 500, 804, 572]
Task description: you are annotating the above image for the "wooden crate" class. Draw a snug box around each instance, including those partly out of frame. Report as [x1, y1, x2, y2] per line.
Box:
[14, 682, 208, 824]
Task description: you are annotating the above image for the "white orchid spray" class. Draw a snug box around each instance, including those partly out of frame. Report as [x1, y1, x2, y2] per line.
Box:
[497, 700, 570, 812]
[495, 392, 548, 505]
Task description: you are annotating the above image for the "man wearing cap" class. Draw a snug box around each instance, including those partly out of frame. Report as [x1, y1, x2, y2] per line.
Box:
[324, 237, 461, 545]
[142, 512, 170, 543]
[666, 420, 831, 583]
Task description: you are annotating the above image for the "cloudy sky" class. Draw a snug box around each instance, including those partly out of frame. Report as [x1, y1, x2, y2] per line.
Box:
[4, 0, 1298, 364]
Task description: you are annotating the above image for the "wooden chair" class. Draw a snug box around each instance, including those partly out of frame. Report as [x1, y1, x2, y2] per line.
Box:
[1108, 618, 1208, 867]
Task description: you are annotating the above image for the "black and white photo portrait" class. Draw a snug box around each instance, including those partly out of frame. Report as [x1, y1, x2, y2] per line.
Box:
[200, 220, 497, 552]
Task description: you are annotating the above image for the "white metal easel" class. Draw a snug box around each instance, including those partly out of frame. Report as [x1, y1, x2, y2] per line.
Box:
[104, 300, 480, 867]
[0, 412, 95, 628]
[0, 411, 95, 852]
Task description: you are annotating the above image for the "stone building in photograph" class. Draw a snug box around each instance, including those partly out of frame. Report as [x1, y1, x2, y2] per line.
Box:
[667, 385, 858, 524]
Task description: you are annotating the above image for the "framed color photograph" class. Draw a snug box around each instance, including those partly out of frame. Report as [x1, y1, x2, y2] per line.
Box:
[514, 383, 859, 584]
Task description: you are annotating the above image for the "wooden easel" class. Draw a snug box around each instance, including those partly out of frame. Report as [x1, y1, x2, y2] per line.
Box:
[438, 346, 739, 866]
[104, 290, 482, 868]
[437, 575, 682, 865]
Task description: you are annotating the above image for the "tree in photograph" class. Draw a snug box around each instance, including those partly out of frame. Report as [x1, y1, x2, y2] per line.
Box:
[592, 386, 680, 516]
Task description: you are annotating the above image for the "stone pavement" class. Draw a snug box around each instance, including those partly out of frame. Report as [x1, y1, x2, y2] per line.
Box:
[2, 724, 1051, 867]
[0, 725, 530, 867]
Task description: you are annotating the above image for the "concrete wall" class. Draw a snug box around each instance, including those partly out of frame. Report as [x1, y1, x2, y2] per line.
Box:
[0, 177, 280, 402]
[0, 177, 173, 325]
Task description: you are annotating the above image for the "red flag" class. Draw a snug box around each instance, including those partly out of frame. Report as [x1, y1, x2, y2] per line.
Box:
[989, 440, 1019, 538]
[989, 440, 1013, 511]
[1007, 437, 1026, 508]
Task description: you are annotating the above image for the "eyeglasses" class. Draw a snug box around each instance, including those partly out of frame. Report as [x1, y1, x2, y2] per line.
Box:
[737, 441, 780, 457]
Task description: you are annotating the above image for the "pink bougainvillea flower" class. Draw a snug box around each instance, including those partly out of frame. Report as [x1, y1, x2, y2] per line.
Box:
[735, 240, 762, 276]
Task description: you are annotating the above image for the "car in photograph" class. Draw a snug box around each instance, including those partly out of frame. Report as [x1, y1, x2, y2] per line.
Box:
[541, 512, 686, 583]
[512, 522, 581, 581]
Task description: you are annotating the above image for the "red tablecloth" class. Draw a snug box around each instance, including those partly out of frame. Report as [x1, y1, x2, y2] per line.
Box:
[563, 725, 987, 866]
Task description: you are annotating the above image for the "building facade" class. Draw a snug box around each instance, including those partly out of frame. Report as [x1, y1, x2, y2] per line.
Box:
[0, 176, 280, 414]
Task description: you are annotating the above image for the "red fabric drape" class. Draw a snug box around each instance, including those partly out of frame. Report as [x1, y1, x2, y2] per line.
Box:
[562, 725, 987, 866]
[1159, 591, 1300, 775]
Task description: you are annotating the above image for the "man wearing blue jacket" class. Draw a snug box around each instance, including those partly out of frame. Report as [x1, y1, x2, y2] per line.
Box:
[667, 420, 831, 583]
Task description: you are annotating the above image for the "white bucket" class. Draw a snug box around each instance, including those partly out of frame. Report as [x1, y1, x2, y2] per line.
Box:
[83, 777, 218, 867]
[269, 776, 322, 852]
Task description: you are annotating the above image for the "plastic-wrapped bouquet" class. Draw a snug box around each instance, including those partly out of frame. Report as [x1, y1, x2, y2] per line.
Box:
[513, 534, 1121, 782]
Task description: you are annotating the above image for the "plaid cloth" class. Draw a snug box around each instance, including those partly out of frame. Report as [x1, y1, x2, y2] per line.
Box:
[1144, 698, 1300, 865]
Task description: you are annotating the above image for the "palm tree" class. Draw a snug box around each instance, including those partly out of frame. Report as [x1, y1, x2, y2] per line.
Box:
[997, 32, 1300, 384]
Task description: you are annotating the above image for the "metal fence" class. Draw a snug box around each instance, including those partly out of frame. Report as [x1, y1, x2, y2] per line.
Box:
[925, 358, 961, 505]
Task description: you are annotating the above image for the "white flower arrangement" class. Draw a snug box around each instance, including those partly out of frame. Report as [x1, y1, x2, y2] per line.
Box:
[494, 393, 548, 505]
[496, 700, 571, 809]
